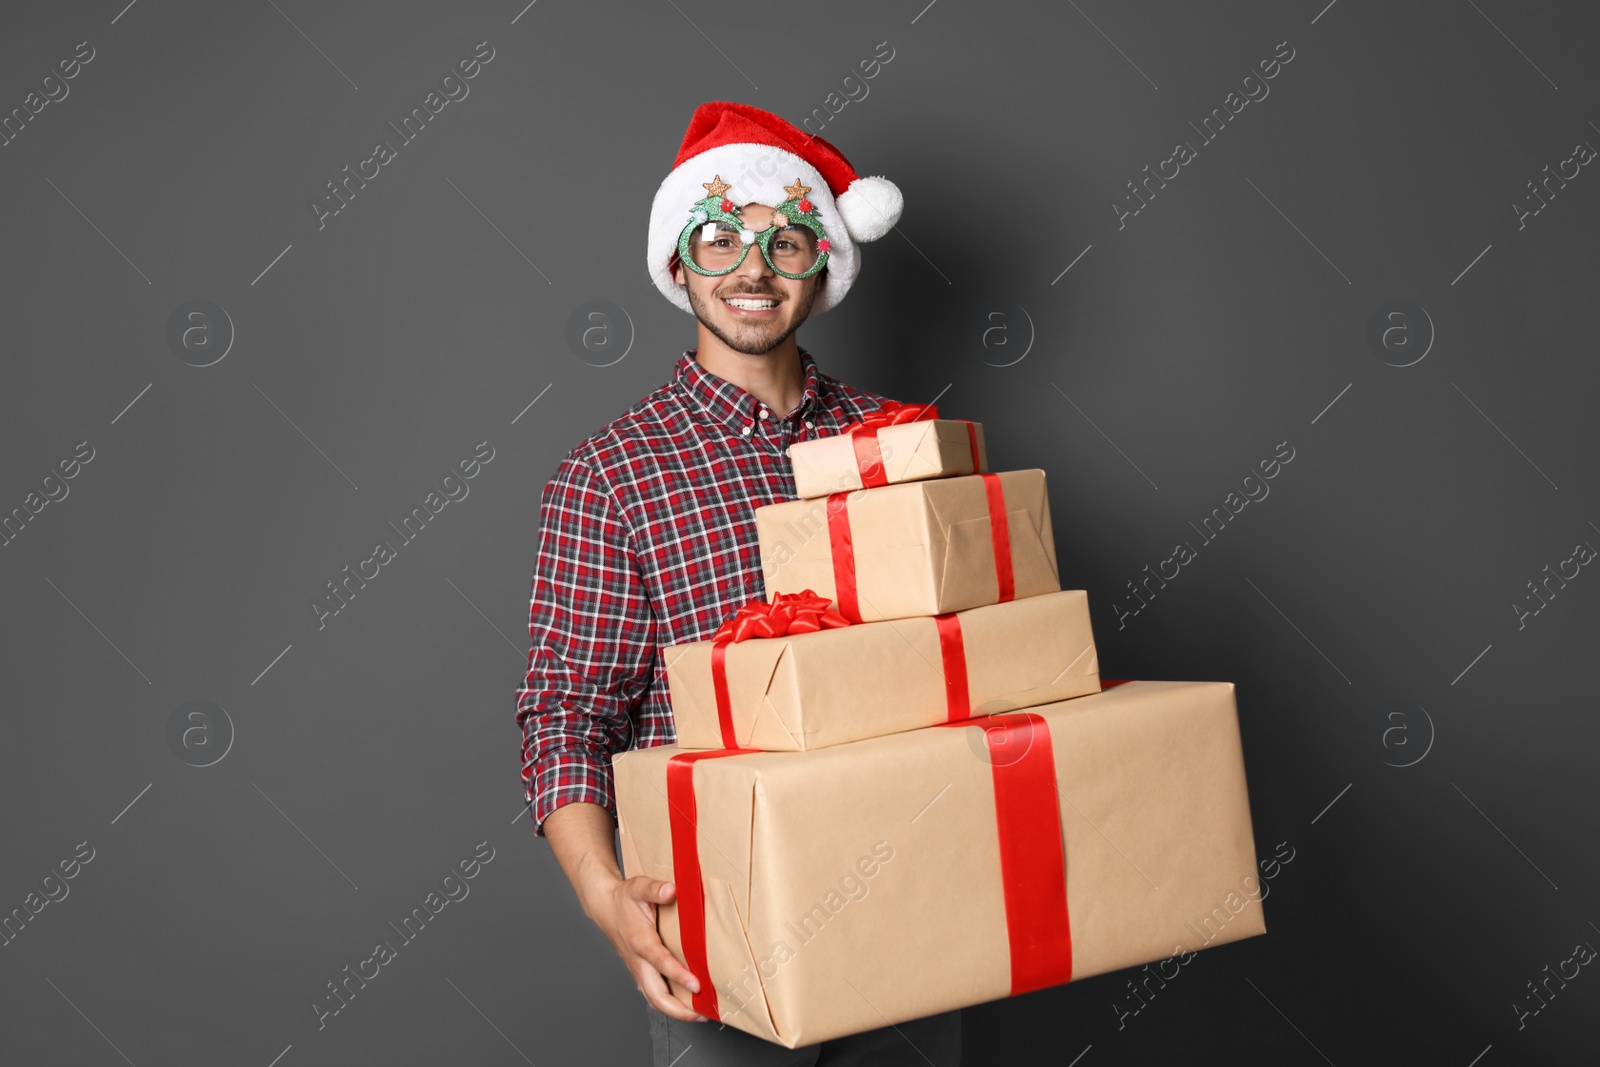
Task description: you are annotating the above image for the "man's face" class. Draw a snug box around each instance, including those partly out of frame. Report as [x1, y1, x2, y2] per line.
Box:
[672, 202, 825, 355]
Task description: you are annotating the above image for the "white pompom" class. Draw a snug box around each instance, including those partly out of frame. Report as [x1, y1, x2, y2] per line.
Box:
[836, 175, 902, 242]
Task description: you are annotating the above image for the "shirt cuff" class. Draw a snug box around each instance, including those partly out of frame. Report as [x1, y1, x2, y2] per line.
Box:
[526, 746, 618, 838]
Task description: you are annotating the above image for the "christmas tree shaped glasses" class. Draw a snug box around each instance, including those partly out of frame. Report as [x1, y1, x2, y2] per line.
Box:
[677, 174, 832, 281]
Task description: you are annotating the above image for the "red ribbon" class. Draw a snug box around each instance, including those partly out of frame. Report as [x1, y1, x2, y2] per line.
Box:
[665, 749, 746, 1021]
[665, 711, 1074, 1019]
[837, 399, 941, 437]
[825, 472, 1015, 624]
[839, 401, 984, 489]
[969, 712, 1074, 994]
[982, 472, 1015, 604]
[709, 590, 850, 748]
[846, 401, 938, 490]
[935, 613, 970, 721]
[824, 492, 860, 623]
[711, 589, 849, 643]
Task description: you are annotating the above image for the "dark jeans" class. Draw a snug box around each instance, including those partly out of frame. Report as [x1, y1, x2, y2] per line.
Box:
[646, 1003, 962, 1066]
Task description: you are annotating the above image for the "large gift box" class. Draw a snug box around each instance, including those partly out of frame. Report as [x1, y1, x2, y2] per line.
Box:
[665, 589, 1100, 751]
[615, 679, 1265, 1048]
[788, 401, 989, 499]
[755, 468, 1058, 623]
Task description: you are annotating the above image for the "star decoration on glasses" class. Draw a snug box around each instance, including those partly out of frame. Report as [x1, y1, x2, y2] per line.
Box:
[702, 175, 733, 198]
[783, 178, 811, 200]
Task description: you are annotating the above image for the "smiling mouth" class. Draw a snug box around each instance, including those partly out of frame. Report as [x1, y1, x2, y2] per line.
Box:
[721, 295, 781, 313]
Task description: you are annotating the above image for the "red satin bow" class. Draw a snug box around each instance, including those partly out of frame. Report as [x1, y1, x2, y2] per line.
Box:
[839, 399, 941, 436]
[712, 589, 851, 644]
[708, 590, 851, 749]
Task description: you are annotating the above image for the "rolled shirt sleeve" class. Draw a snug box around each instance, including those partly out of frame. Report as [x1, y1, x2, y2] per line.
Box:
[515, 452, 659, 836]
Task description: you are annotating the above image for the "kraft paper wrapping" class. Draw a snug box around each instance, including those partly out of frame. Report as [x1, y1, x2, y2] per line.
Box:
[665, 589, 1100, 751]
[615, 680, 1265, 1048]
[788, 418, 989, 499]
[756, 469, 1060, 623]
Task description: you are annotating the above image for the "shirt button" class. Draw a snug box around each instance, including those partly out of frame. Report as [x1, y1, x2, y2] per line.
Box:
[805, 420, 815, 429]
[741, 425, 752, 436]
[759, 409, 770, 420]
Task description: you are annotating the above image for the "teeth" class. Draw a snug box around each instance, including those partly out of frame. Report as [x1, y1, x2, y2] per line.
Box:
[724, 297, 777, 310]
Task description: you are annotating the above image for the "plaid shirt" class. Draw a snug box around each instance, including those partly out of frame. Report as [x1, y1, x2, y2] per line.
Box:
[516, 347, 890, 836]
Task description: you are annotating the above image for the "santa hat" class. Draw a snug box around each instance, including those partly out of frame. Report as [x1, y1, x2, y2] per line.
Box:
[647, 100, 903, 316]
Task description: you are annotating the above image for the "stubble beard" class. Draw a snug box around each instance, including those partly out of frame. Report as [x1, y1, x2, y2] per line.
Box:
[687, 277, 820, 356]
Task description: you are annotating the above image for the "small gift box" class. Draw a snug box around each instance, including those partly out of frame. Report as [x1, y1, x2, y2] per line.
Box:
[665, 588, 1100, 751]
[756, 468, 1058, 623]
[787, 400, 989, 499]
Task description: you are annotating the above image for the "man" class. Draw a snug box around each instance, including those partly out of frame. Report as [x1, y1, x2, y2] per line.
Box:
[515, 102, 962, 1065]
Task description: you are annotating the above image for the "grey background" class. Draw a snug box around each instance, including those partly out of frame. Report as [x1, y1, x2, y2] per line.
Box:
[2, 0, 1596, 1063]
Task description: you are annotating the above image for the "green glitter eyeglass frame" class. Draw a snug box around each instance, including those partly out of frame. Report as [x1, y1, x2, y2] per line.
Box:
[675, 192, 832, 281]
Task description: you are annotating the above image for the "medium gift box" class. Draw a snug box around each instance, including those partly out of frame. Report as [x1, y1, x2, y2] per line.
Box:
[787, 400, 989, 499]
[755, 468, 1058, 623]
[664, 588, 1100, 751]
[615, 679, 1265, 1048]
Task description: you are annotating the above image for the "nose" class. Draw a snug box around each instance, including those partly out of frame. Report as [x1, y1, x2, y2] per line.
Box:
[734, 236, 775, 282]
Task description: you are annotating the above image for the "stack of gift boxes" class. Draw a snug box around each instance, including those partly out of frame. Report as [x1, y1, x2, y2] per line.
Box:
[615, 404, 1265, 1048]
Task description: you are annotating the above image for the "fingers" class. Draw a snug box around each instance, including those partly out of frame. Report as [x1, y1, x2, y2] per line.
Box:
[638, 935, 701, 996]
[624, 920, 701, 995]
[625, 876, 677, 927]
[638, 965, 707, 1024]
[626, 876, 675, 905]
[616, 876, 705, 1018]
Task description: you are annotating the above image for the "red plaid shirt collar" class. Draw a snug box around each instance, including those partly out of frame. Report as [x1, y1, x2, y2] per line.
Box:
[671, 346, 827, 433]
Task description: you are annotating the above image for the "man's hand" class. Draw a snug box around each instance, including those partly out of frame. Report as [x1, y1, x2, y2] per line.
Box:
[542, 801, 707, 1024]
[593, 875, 708, 1023]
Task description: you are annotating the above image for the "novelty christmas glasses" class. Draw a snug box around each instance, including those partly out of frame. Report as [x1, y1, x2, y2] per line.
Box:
[676, 174, 832, 280]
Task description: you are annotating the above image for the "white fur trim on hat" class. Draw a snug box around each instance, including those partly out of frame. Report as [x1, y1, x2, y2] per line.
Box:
[647, 142, 860, 317]
[837, 176, 903, 242]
